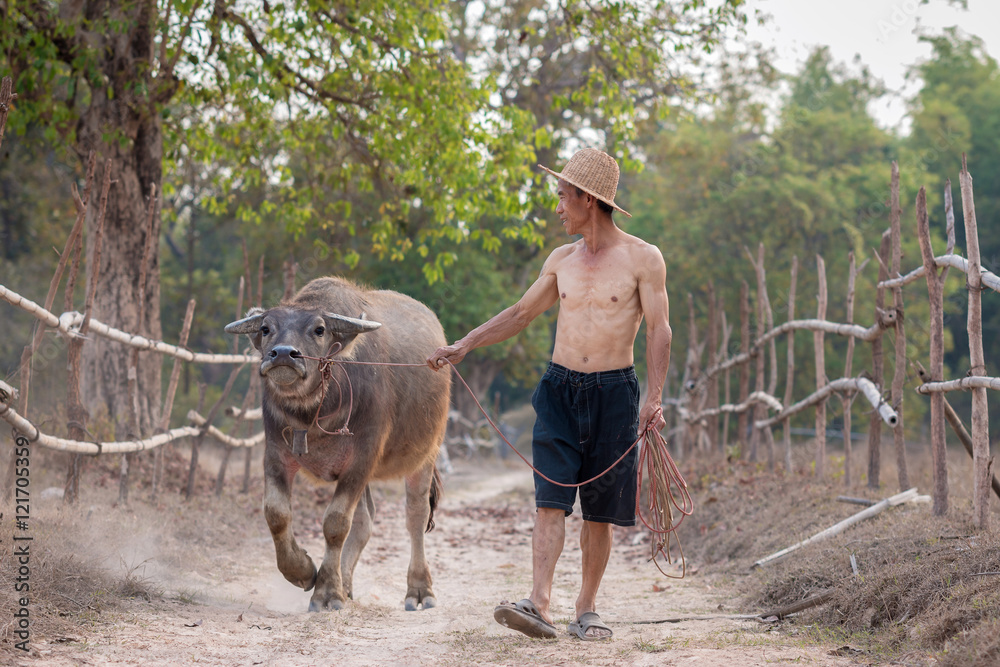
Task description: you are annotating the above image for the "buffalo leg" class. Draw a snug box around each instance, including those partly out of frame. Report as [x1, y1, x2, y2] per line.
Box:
[310, 476, 367, 611]
[403, 462, 437, 611]
[263, 453, 316, 591]
[341, 484, 376, 600]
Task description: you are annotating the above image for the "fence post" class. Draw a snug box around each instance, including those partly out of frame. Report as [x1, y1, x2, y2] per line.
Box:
[841, 251, 863, 487]
[783, 257, 798, 473]
[65, 160, 113, 504]
[720, 308, 732, 454]
[868, 230, 890, 489]
[889, 162, 910, 491]
[960, 157, 992, 529]
[814, 255, 828, 478]
[706, 280, 719, 452]
[916, 186, 949, 515]
[737, 281, 750, 456]
[152, 299, 196, 501]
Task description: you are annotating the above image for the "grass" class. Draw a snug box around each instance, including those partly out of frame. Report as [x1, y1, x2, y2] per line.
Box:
[672, 443, 1000, 666]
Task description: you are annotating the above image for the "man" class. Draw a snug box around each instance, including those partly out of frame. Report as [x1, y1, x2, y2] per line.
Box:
[427, 148, 671, 641]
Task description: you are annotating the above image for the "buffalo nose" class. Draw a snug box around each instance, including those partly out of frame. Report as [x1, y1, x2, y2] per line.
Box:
[269, 345, 302, 360]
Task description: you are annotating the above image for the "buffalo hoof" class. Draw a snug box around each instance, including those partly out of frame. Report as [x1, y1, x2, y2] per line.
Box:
[308, 597, 346, 612]
[285, 562, 316, 591]
[404, 595, 437, 611]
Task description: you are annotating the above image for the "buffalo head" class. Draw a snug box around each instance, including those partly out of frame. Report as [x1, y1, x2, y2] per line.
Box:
[226, 307, 381, 391]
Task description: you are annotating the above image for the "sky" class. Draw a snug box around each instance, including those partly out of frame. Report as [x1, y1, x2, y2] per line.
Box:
[742, 0, 1000, 131]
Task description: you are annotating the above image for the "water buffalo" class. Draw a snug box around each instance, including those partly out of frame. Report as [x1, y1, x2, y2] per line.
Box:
[225, 277, 450, 611]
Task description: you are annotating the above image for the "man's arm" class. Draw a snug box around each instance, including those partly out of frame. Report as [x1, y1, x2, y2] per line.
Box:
[426, 250, 564, 370]
[636, 245, 672, 431]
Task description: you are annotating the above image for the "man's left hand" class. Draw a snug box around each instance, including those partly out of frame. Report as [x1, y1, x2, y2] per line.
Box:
[639, 402, 665, 433]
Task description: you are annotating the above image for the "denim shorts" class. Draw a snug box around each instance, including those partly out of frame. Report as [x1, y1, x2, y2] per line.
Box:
[530, 362, 639, 526]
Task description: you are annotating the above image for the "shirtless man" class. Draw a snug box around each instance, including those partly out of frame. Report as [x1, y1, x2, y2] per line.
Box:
[427, 148, 672, 641]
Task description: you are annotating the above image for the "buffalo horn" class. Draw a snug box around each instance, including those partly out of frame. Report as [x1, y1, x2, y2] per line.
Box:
[324, 313, 382, 334]
[224, 310, 265, 334]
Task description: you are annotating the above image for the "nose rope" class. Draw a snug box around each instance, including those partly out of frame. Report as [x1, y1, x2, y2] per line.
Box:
[290, 352, 693, 574]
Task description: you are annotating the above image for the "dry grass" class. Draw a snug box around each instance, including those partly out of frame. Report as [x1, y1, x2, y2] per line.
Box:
[672, 440, 1000, 665]
[4, 431, 1000, 665]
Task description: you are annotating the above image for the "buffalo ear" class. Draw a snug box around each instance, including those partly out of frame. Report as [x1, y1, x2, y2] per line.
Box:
[225, 308, 266, 351]
[323, 312, 382, 335]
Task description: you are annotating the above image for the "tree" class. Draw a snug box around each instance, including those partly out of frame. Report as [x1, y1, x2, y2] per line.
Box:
[1, 0, 748, 432]
[628, 47, 938, 433]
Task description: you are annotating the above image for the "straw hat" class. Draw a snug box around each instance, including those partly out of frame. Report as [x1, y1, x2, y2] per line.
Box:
[539, 148, 631, 218]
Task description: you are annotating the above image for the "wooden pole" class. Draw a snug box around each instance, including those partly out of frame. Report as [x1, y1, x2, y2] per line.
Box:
[960, 156, 992, 529]
[720, 308, 732, 454]
[783, 257, 798, 473]
[915, 363, 1000, 501]
[215, 277, 246, 496]
[121, 183, 158, 505]
[814, 255, 828, 478]
[152, 298, 196, 501]
[889, 162, 910, 491]
[706, 281, 719, 452]
[752, 488, 918, 569]
[738, 281, 750, 456]
[243, 255, 266, 493]
[868, 230, 891, 489]
[841, 252, 861, 487]
[0, 76, 15, 151]
[916, 186, 949, 515]
[6, 153, 94, 502]
[64, 160, 113, 504]
[748, 245, 767, 464]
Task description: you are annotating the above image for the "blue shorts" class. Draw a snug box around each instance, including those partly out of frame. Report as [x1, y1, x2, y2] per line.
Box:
[530, 362, 639, 527]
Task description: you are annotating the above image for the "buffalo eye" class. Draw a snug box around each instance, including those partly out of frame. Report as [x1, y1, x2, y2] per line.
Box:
[261, 326, 270, 336]
[314, 326, 325, 337]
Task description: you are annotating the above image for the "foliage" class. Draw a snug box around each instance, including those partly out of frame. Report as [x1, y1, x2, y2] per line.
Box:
[906, 29, 1000, 392]
[628, 47, 945, 433]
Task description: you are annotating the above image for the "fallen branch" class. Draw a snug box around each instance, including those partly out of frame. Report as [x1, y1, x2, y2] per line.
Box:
[751, 488, 919, 569]
[758, 590, 835, 620]
[837, 496, 876, 507]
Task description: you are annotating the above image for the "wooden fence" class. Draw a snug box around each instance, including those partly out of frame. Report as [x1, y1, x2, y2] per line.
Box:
[666, 158, 997, 529]
[0, 73, 996, 528]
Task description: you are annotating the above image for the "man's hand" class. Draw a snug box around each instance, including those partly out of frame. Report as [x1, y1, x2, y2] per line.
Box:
[639, 401, 665, 433]
[426, 343, 467, 371]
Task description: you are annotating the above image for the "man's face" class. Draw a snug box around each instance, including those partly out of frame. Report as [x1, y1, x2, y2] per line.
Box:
[555, 180, 586, 235]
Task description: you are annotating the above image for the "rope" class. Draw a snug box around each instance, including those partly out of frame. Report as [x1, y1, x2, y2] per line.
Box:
[322, 354, 694, 575]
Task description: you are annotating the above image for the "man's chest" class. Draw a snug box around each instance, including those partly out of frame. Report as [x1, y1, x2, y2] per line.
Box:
[555, 260, 638, 309]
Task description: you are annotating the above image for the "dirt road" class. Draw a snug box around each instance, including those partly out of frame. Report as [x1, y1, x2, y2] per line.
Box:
[18, 458, 859, 666]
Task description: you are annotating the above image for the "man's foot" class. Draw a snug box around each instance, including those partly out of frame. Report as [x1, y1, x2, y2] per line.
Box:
[494, 599, 557, 639]
[568, 611, 612, 641]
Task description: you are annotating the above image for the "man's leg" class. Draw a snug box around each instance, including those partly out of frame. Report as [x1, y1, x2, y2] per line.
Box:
[529, 507, 566, 624]
[575, 519, 613, 638]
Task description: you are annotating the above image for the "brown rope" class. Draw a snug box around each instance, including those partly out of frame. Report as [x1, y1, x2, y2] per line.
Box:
[299, 352, 694, 574]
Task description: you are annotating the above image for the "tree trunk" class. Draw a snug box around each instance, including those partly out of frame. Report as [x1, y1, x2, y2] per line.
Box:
[76, 0, 164, 435]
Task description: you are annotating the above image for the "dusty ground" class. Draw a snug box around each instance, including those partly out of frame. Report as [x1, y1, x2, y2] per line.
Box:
[1, 449, 867, 667]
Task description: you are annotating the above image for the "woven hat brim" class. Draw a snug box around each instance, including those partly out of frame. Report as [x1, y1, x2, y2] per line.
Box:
[538, 164, 631, 218]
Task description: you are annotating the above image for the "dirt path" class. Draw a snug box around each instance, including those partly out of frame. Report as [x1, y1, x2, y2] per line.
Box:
[21, 458, 860, 666]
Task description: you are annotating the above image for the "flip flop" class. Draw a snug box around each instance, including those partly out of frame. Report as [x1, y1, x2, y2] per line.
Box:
[568, 611, 613, 641]
[493, 599, 558, 639]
